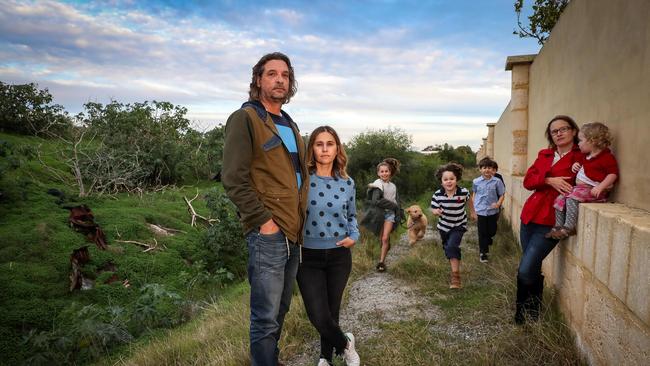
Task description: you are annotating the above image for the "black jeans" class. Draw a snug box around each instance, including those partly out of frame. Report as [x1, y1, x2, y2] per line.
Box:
[477, 213, 499, 254]
[296, 246, 352, 361]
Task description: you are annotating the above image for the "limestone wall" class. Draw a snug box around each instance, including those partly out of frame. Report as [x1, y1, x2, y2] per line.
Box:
[486, 0, 650, 364]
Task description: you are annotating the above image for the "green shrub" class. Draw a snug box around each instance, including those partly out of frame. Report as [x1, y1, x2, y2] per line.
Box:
[203, 188, 247, 278]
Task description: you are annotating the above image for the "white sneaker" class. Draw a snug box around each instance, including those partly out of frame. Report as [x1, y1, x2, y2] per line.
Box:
[317, 358, 330, 366]
[343, 332, 361, 366]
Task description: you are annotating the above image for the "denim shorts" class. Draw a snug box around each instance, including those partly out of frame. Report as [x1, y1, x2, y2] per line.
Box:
[384, 210, 395, 223]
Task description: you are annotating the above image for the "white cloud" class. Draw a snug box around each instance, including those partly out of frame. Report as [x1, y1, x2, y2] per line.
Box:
[0, 0, 515, 149]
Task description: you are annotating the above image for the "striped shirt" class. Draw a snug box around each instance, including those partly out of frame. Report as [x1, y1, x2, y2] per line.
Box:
[270, 113, 302, 187]
[431, 187, 470, 232]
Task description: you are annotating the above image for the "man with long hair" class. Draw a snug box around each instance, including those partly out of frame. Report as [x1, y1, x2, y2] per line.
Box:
[222, 52, 308, 365]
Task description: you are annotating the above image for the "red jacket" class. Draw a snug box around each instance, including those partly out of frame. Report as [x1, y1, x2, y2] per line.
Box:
[581, 148, 619, 182]
[520, 145, 582, 226]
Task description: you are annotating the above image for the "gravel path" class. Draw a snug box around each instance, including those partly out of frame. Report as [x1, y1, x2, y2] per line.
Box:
[286, 227, 441, 366]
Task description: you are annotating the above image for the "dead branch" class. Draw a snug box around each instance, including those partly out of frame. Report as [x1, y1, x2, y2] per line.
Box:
[36, 146, 73, 185]
[148, 223, 186, 236]
[183, 189, 218, 227]
[115, 238, 162, 252]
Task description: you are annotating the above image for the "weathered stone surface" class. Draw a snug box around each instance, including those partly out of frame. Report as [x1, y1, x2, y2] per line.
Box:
[582, 279, 650, 365]
[627, 221, 650, 324]
[608, 222, 631, 303]
[555, 251, 585, 330]
[580, 208, 598, 273]
[594, 209, 614, 286]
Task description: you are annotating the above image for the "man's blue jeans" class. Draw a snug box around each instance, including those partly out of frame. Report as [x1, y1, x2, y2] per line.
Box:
[246, 229, 299, 366]
[518, 221, 559, 285]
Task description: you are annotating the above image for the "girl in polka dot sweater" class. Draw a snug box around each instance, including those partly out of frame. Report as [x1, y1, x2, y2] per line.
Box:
[297, 126, 361, 366]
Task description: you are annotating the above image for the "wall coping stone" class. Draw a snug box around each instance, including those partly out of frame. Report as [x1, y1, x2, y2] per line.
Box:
[505, 54, 537, 70]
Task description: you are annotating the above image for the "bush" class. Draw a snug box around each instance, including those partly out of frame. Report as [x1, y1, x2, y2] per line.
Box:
[81, 100, 191, 186]
[346, 128, 444, 201]
[346, 129, 476, 202]
[62, 101, 225, 194]
[22, 284, 186, 365]
[203, 188, 247, 278]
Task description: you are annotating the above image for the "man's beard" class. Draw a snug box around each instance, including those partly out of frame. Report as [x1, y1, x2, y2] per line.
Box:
[268, 89, 287, 102]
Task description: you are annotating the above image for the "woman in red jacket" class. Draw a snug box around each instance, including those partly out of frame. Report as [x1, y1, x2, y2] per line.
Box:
[515, 115, 581, 324]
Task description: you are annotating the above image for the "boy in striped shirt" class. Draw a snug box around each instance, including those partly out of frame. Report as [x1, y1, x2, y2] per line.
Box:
[431, 163, 475, 289]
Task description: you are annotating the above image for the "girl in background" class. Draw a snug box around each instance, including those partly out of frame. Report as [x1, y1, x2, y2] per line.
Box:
[360, 158, 402, 272]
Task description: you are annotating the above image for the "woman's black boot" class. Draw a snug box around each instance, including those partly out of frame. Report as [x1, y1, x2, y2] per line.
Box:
[527, 274, 544, 321]
[514, 276, 529, 325]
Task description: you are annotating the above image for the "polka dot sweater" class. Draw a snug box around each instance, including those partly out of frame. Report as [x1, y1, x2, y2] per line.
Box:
[304, 173, 360, 249]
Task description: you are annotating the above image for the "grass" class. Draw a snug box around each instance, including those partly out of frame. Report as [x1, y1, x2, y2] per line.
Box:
[0, 132, 231, 364]
[369, 206, 587, 366]
[3, 135, 584, 366]
[106, 193, 585, 365]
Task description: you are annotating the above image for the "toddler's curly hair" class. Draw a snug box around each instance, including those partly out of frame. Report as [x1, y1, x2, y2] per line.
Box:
[581, 122, 613, 150]
[435, 162, 464, 182]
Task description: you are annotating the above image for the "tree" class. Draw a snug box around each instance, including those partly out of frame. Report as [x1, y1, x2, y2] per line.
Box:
[513, 0, 569, 45]
[81, 100, 192, 187]
[346, 128, 413, 197]
[0, 82, 71, 136]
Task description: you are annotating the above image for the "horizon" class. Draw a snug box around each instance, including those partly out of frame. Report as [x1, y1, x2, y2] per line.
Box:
[0, 0, 542, 150]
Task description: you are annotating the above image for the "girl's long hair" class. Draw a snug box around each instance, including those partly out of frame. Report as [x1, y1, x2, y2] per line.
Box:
[377, 157, 400, 177]
[306, 125, 349, 178]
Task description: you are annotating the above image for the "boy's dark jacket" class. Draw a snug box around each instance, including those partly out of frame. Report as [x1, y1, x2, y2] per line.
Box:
[360, 181, 403, 236]
[221, 100, 309, 244]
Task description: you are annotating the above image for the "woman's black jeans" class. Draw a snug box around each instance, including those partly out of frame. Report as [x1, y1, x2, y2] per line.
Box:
[297, 246, 352, 361]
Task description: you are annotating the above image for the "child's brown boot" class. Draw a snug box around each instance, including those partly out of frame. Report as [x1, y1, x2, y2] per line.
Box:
[450, 271, 461, 289]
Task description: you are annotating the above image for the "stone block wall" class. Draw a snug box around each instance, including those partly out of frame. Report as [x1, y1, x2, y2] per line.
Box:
[485, 1, 650, 364]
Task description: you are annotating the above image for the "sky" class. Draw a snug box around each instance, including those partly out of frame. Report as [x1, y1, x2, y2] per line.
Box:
[0, 0, 541, 150]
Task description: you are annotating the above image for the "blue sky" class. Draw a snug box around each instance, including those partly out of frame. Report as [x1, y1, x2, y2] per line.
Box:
[0, 0, 541, 149]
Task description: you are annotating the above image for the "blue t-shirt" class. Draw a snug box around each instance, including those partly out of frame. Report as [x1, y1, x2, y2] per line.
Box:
[472, 176, 506, 216]
[304, 173, 360, 249]
[270, 113, 302, 187]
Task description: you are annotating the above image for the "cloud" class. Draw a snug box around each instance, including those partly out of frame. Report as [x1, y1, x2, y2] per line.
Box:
[0, 0, 522, 149]
[263, 8, 304, 26]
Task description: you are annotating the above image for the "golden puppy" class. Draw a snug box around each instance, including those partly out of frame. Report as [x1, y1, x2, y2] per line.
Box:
[405, 205, 428, 245]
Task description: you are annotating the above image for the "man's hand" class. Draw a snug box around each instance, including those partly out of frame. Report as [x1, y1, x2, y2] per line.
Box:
[571, 162, 582, 173]
[546, 176, 573, 195]
[336, 237, 356, 248]
[259, 218, 280, 234]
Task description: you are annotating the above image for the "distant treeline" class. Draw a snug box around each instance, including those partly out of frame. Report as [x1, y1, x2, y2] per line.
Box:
[0, 81, 224, 196]
[1, 81, 475, 200]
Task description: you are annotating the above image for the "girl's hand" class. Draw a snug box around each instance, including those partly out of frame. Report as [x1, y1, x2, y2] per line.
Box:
[546, 176, 573, 195]
[591, 186, 604, 198]
[431, 208, 443, 216]
[336, 237, 356, 248]
[571, 162, 582, 173]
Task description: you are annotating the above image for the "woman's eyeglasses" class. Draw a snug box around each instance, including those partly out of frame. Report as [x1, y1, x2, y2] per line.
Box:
[550, 126, 572, 136]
